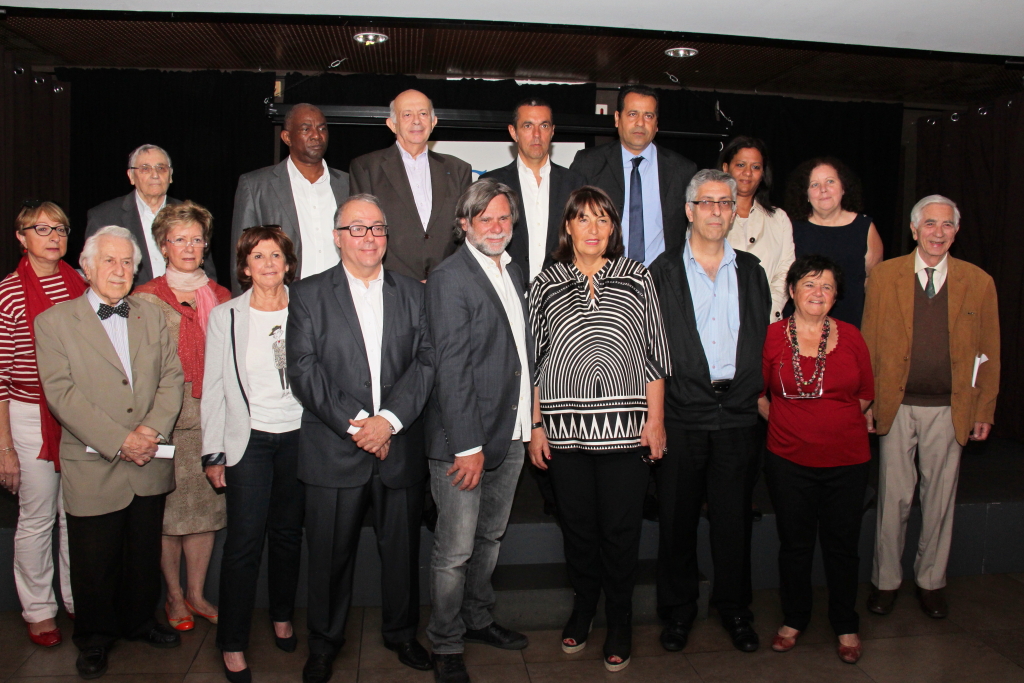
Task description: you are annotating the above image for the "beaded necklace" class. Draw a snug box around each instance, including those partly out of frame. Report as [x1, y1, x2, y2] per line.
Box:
[787, 315, 829, 397]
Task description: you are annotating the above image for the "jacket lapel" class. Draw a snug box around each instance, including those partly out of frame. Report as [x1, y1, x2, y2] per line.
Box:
[603, 144, 625, 206]
[127, 298, 144, 366]
[232, 289, 253, 390]
[946, 256, 968, 328]
[664, 252, 708, 372]
[545, 166, 565, 260]
[426, 151, 451, 234]
[73, 295, 130, 379]
[657, 144, 674, 219]
[460, 245, 514, 340]
[382, 146, 423, 230]
[895, 255, 916, 341]
[122, 193, 153, 281]
[271, 161, 301, 235]
[330, 265, 370, 366]
[381, 270, 399, 356]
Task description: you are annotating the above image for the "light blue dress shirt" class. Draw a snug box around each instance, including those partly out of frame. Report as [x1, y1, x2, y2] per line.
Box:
[620, 143, 664, 267]
[87, 288, 133, 389]
[682, 238, 740, 381]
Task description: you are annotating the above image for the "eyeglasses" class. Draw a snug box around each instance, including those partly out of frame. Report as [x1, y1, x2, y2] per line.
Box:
[336, 224, 389, 237]
[166, 237, 207, 248]
[689, 200, 736, 211]
[130, 164, 171, 176]
[20, 224, 70, 237]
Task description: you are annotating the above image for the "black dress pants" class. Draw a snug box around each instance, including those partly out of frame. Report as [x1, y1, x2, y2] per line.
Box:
[763, 451, 869, 636]
[656, 425, 757, 626]
[66, 493, 166, 650]
[304, 465, 424, 656]
[547, 448, 649, 625]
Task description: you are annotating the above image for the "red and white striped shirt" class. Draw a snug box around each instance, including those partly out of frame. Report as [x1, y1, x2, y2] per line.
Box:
[0, 271, 78, 403]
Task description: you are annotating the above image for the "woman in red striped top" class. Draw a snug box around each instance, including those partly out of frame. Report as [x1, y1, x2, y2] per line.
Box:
[0, 201, 87, 647]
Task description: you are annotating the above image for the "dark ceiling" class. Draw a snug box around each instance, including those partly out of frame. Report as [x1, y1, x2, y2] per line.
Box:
[1, 9, 1021, 108]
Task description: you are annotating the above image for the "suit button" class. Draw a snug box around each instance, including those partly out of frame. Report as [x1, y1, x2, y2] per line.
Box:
[514, 371, 521, 376]
[511, 405, 517, 411]
[903, 356, 909, 361]
[122, 379, 129, 385]
[749, 237, 756, 244]
[898, 386, 904, 392]
[364, 381, 371, 388]
[425, 234, 430, 240]
[127, 408, 133, 413]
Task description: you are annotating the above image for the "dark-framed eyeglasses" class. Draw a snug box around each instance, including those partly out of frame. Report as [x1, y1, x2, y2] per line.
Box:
[336, 224, 389, 237]
[20, 224, 70, 237]
[129, 164, 171, 176]
[689, 200, 736, 211]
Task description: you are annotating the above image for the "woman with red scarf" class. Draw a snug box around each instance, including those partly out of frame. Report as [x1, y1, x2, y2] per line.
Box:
[0, 201, 86, 646]
[134, 201, 230, 631]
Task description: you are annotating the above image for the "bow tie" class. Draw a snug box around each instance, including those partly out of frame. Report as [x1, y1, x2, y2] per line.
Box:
[97, 301, 129, 320]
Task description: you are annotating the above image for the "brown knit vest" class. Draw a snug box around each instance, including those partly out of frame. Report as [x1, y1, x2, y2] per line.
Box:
[902, 276, 952, 406]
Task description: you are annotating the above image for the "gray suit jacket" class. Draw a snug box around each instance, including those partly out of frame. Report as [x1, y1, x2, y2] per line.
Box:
[230, 159, 350, 294]
[34, 293, 185, 517]
[424, 244, 535, 469]
[85, 192, 218, 286]
[349, 145, 472, 281]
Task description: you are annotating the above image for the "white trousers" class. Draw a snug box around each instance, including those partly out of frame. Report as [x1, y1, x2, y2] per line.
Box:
[872, 404, 962, 591]
[10, 399, 74, 622]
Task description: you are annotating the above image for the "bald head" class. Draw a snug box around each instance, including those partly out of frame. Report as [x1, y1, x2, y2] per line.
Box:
[387, 90, 436, 157]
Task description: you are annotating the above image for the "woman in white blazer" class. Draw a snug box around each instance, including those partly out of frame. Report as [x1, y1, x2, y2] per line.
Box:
[201, 226, 304, 683]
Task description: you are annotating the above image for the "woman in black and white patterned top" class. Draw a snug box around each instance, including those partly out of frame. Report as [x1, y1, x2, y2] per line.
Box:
[528, 186, 671, 672]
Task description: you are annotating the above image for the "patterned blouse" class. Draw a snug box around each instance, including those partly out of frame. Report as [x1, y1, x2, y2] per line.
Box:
[530, 257, 671, 451]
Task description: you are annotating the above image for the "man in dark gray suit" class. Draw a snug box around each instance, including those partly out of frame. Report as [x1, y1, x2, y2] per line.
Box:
[481, 98, 585, 289]
[230, 104, 349, 293]
[349, 90, 472, 282]
[570, 85, 697, 266]
[85, 144, 217, 286]
[424, 180, 534, 683]
[287, 194, 434, 683]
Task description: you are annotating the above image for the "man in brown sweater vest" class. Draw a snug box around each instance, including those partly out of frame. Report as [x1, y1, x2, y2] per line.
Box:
[861, 195, 1000, 620]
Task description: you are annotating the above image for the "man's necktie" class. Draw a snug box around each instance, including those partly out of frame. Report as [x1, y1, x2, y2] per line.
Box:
[98, 301, 129, 320]
[924, 267, 936, 299]
[628, 156, 645, 263]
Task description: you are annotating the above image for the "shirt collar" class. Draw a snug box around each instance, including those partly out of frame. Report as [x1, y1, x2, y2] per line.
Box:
[286, 156, 330, 185]
[397, 142, 429, 163]
[87, 287, 125, 313]
[517, 155, 550, 180]
[621, 142, 657, 167]
[342, 263, 384, 290]
[683, 236, 737, 267]
[134, 190, 166, 218]
[466, 241, 511, 273]
[914, 249, 948, 277]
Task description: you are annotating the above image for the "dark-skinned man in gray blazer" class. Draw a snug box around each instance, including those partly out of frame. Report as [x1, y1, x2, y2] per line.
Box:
[286, 194, 434, 683]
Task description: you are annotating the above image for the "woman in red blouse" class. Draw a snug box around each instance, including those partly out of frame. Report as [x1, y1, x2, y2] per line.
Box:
[759, 254, 874, 664]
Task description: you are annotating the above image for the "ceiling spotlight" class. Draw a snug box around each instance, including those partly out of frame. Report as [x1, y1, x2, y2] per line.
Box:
[665, 47, 698, 58]
[353, 32, 389, 46]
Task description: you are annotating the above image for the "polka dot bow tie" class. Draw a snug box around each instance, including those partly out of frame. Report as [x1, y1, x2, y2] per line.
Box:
[98, 301, 129, 320]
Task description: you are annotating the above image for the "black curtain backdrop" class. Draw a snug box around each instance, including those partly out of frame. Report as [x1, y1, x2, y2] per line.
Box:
[53, 68, 277, 281]
[916, 96, 1024, 439]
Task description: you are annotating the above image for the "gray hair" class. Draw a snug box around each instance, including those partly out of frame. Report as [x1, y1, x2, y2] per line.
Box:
[452, 180, 520, 240]
[388, 93, 435, 122]
[79, 225, 143, 274]
[283, 103, 324, 130]
[128, 144, 172, 170]
[910, 194, 960, 228]
[334, 193, 389, 228]
[685, 169, 738, 203]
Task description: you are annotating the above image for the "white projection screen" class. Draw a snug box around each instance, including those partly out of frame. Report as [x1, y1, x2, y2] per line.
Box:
[427, 141, 585, 181]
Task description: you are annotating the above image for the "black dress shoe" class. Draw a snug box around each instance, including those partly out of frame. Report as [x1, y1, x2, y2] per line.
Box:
[302, 653, 334, 683]
[464, 622, 528, 650]
[385, 639, 432, 671]
[723, 617, 759, 652]
[128, 624, 180, 649]
[867, 586, 898, 615]
[76, 646, 109, 680]
[917, 587, 949, 618]
[433, 653, 470, 683]
[660, 620, 691, 652]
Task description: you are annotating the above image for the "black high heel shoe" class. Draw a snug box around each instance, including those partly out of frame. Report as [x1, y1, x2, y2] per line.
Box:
[560, 609, 595, 653]
[274, 631, 298, 653]
[223, 660, 252, 683]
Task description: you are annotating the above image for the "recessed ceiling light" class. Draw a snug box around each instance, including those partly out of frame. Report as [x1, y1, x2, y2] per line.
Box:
[665, 47, 698, 58]
[353, 32, 389, 46]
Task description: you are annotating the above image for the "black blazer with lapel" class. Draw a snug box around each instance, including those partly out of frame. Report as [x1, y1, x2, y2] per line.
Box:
[349, 145, 472, 282]
[570, 141, 697, 258]
[230, 159, 350, 294]
[480, 160, 585, 288]
[86, 192, 217, 286]
[424, 243, 535, 469]
[649, 245, 770, 430]
[286, 264, 433, 490]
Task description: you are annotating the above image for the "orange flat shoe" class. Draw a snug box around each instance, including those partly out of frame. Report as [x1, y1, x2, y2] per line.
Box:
[166, 604, 194, 631]
[185, 599, 218, 625]
[27, 624, 62, 647]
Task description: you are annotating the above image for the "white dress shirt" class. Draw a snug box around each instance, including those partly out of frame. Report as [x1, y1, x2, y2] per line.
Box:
[398, 143, 432, 230]
[516, 156, 551, 282]
[342, 264, 402, 436]
[915, 249, 948, 293]
[726, 202, 796, 323]
[87, 288, 133, 389]
[456, 245, 532, 456]
[134, 191, 167, 278]
[287, 157, 339, 278]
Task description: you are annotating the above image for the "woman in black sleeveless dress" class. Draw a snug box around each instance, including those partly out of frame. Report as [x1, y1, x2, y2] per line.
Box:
[785, 158, 883, 326]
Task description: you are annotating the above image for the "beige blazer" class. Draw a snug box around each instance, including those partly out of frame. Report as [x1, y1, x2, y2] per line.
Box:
[34, 292, 184, 517]
[726, 202, 795, 324]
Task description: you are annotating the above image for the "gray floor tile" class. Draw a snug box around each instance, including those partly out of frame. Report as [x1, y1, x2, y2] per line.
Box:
[945, 574, 1024, 631]
[686, 642, 874, 683]
[8, 676, 185, 683]
[971, 630, 1024, 668]
[856, 633, 1024, 683]
[858, 583, 965, 640]
[527, 656, 702, 682]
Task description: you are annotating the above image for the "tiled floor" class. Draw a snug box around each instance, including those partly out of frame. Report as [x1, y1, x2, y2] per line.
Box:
[4, 574, 1024, 682]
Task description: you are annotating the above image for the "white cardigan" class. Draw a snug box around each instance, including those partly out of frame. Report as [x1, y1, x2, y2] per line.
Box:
[726, 201, 795, 323]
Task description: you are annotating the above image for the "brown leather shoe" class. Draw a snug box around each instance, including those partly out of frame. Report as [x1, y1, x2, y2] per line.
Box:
[917, 587, 948, 618]
[867, 586, 898, 615]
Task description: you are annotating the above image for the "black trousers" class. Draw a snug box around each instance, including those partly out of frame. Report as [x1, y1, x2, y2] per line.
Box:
[547, 448, 649, 625]
[217, 429, 305, 652]
[66, 493, 166, 650]
[764, 451, 869, 636]
[656, 425, 757, 626]
[304, 465, 424, 656]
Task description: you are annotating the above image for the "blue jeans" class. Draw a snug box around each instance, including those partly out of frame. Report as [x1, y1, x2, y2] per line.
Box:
[427, 441, 524, 654]
[217, 429, 305, 652]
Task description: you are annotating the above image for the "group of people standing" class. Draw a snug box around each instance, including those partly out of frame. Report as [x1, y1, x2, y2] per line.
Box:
[0, 83, 1000, 683]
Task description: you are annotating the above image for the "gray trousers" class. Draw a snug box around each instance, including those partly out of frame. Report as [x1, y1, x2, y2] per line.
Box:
[427, 441, 524, 654]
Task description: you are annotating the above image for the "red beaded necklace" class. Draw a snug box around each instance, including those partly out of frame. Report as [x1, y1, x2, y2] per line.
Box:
[787, 315, 829, 397]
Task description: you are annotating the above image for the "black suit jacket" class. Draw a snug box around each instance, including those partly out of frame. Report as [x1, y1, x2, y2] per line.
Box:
[349, 145, 472, 281]
[286, 264, 433, 490]
[424, 244, 535, 469]
[649, 245, 771, 430]
[85, 192, 217, 286]
[570, 141, 697, 259]
[480, 160, 585, 288]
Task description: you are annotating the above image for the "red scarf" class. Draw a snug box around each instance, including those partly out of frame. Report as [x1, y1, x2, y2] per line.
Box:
[16, 257, 87, 472]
